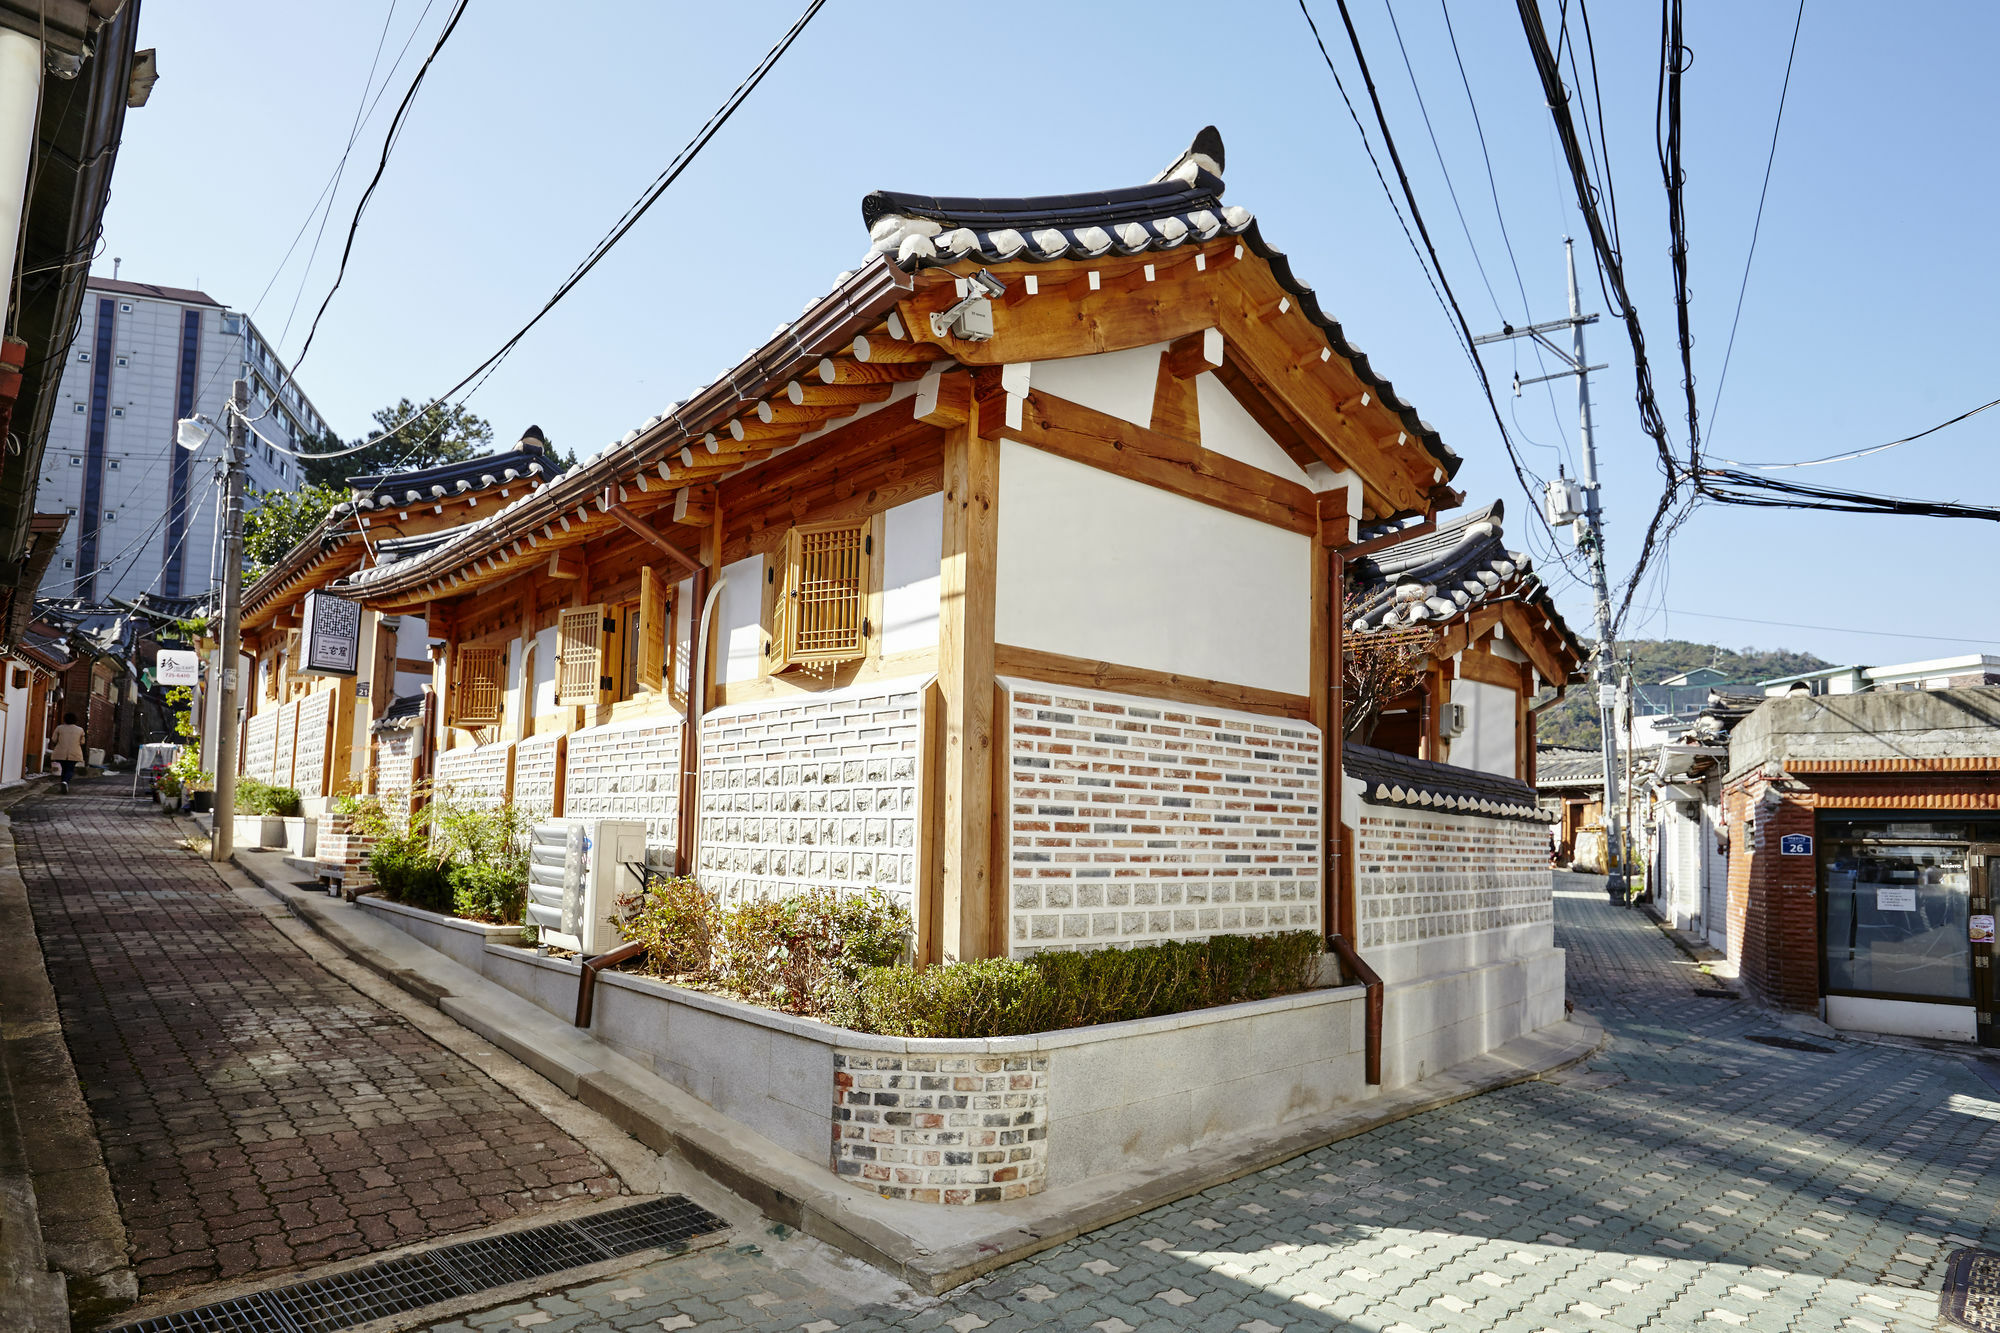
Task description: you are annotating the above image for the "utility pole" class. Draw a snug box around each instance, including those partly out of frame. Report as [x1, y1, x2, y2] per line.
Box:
[209, 379, 246, 863]
[1473, 238, 1625, 891]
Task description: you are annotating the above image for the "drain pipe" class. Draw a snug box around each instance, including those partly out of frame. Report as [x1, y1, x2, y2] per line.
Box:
[1327, 933, 1383, 1085]
[575, 939, 647, 1028]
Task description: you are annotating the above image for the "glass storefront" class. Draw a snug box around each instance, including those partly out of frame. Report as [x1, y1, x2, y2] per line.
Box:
[1820, 818, 1976, 1001]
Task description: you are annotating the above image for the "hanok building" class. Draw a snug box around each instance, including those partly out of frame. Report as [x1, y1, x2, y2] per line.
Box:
[241, 130, 1583, 1086]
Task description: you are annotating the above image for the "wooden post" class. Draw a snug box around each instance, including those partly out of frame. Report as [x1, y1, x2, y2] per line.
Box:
[675, 563, 709, 876]
[937, 398, 999, 960]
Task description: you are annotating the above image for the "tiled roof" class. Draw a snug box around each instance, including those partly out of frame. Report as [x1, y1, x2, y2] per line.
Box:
[864, 127, 1460, 485]
[345, 437, 559, 512]
[370, 691, 427, 733]
[1349, 501, 1521, 631]
[1535, 746, 1604, 788]
[1345, 743, 1548, 822]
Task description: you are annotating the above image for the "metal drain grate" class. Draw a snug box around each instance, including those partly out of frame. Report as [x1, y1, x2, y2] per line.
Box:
[1690, 989, 1740, 999]
[1745, 1033, 1836, 1054]
[106, 1195, 726, 1333]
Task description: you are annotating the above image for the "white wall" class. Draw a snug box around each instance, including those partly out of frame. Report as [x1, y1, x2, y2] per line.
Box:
[531, 625, 557, 715]
[1024, 342, 1165, 428]
[0, 665, 25, 785]
[881, 493, 941, 656]
[718, 554, 764, 685]
[1194, 372, 1312, 484]
[995, 441, 1311, 696]
[1449, 677, 1517, 777]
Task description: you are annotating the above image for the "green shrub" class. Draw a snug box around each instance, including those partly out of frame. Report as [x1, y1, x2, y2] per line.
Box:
[234, 778, 304, 817]
[451, 861, 525, 924]
[829, 931, 1323, 1038]
[616, 874, 717, 976]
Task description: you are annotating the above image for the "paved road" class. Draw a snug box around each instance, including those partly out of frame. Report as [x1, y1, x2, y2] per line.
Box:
[426, 875, 2000, 1333]
[17, 778, 620, 1297]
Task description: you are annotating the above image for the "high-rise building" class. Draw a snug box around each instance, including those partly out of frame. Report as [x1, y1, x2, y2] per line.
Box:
[33, 276, 332, 604]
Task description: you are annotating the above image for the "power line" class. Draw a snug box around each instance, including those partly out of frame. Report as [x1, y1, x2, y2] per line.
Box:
[1656, 0, 1701, 474]
[1623, 604, 2000, 648]
[1708, 393, 2000, 471]
[290, 0, 472, 375]
[1706, 0, 1805, 445]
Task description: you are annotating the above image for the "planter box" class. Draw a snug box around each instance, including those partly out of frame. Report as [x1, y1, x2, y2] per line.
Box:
[355, 897, 525, 970]
[360, 902, 1368, 1206]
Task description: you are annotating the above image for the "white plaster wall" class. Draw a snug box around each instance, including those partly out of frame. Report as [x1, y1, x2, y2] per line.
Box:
[996, 441, 1310, 695]
[1194, 372, 1313, 485]
[1023, 342, 1165, 428]
[0, 669, 24, 785]
[719, 554, 764, 685]
[881, 492, 942, 656]
[1450, 677, 1517, 777]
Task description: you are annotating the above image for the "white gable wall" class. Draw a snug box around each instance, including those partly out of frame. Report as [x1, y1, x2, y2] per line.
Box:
[996, 441, 1310, 696]
[881, 492, 942, 655]
[1023, 341, 1165, 428]
[1194, 372, 1313, 485]
[1449, 677, 1517, 778]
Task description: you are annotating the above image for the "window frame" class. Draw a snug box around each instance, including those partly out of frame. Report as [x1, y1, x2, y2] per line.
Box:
[767, 516, 874, 674]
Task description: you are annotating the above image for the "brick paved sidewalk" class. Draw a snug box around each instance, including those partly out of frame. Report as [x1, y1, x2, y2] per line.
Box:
[409, 872, 2000, 1333]
[15, 777, 620, 1299]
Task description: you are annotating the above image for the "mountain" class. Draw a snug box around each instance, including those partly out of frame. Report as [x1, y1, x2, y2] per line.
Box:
[1533, 639, 1830, 749]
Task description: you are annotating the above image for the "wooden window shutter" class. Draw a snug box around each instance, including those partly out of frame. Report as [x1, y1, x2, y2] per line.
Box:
[555, 604, 607, 706]
[450, 645, 504, 726]
[781, 519, 870, 667]
[635, 566, 668, 695]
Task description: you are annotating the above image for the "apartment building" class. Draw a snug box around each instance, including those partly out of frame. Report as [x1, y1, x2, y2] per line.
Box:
[33, 276, 330, 603]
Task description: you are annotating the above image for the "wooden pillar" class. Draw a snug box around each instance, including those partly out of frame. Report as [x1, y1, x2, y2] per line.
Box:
[1312, 490, 1350, 943]
[675, 562, 710, 876]
[937, 401, 999, 961]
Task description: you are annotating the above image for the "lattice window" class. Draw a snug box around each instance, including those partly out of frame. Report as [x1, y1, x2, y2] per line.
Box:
[450, 645, 504, 726]
[556, 604, 608, 706]
[775, 520, 869, 669]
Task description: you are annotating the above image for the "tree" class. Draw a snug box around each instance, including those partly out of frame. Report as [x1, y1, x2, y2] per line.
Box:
[243, 482, 346, 582]
[300, 399, 494, 488]
[1342, 585, 1431, 745]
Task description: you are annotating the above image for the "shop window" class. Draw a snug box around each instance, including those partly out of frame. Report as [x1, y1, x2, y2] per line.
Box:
[449, 645, 505, 727]
[1822, 820, 1972, 1001]
[770, 519, 870, 671]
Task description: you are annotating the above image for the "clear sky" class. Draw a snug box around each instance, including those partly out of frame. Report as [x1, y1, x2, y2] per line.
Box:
[94, 0, 2000, 668]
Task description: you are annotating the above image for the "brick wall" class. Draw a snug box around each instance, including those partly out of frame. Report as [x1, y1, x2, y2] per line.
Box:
[832, 1050, 1047, 1203]
[1723, 773, 1819, 1012]
[696, 679, 925, 906]
[514, 731, 564, 822]
[1003, 680, 1320, 955]
[291, 690, 334, 797]
[315, 811, 375, 891]
[565, 717, 681, 869]
[1353, 809, 1550, 962]
[433, 739, 513, 810]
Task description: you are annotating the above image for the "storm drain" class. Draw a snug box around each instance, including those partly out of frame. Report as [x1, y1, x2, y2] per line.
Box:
[106, 1196, 725, 1333]
[1744, 1033, 1836, 1054]
[1690, 988, 1740, 999]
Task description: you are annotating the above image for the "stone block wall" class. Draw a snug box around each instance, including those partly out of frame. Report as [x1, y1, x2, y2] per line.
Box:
[291, 690, 333, 797]
[1352, 807, 1551, 984]
[564, 717, 681, 868]
[1002, 679, 1321, 954]
[244, 709, 277, 785]
[832, 1051, 1047, 1203]
[433, 740, 513, 809]
[373, 729, 418, 811]
[273, 699, 297, 789]
[696, 678, 925, 906]
[514, 732, 564, 822]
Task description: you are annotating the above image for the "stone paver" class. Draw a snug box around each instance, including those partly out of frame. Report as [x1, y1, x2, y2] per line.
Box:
[414, 871, 1999, 1332]
[18, 779, 620, 1296]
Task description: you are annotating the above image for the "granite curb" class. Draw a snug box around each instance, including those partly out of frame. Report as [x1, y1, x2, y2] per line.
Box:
[232, 846, 1606, 1295]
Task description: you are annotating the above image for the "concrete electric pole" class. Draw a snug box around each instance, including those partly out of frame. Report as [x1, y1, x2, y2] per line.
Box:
[1472, 239, 1626, 890]
[208, 379, 247, 863]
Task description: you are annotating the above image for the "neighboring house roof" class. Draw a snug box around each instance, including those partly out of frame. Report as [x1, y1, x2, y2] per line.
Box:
[345, 435, 561, 512]
[1758, 665, 1860, 686]
[370, 692, 427, 734]
[1536, 746, 1605, 789]
[86, 276, 222, 308]
[1345, 499, 1588, 681]
[1345, 742, 1547, 822]
[863, 127, 1459, 485]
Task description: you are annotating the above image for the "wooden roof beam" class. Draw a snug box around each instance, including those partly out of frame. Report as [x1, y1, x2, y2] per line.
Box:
[607, 503, 702, 574]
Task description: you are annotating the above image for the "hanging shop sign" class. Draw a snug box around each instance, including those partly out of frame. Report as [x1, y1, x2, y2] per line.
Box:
[155, 649, 199, 687]
[299, 592, 362, 677]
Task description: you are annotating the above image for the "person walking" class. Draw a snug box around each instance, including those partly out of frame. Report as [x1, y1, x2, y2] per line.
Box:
[50, 712, 85, 793]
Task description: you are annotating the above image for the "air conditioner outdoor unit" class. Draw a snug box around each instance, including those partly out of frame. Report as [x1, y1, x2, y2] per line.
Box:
[526, 818, 648, 955]
[1445, 702, 1468, 739]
